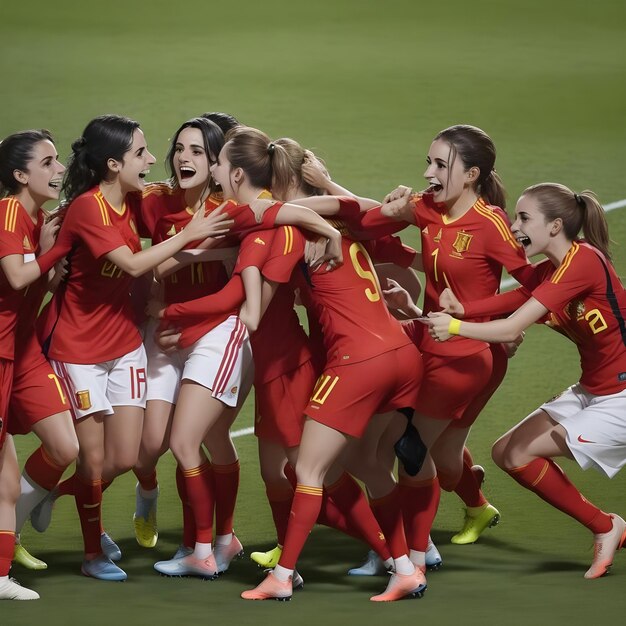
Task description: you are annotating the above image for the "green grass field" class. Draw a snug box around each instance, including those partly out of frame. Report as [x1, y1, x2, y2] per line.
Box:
[2, 1, 626, 624]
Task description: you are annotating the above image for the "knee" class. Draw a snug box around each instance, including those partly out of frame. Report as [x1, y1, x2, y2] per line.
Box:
[438, 467, 462, 492]
[0, 476, 21, 506]
[491, 438, 513, 471]
[45, 439, 80, 468]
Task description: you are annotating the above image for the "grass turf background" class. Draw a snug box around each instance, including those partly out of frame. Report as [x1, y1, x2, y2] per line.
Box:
[2, 1, 626, 624]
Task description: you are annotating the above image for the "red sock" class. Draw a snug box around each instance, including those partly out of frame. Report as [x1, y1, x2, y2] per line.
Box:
[134, 468, 158, 492]
[213, 460, 239, 536]
[57, 473, 77, 497]
[278, 485, 323, 570]
[265, 483, 293, 546]
[508, 458, 612, 533]
[318, 492, 356, 537]
[399, 475, 440, 552]
[0, 531, 15, 576]
[176, 465, 196, 548]
[75, 475, 102, 557]
[454, 459, 487, 507]
[325, 473, 391, 561]
[183, 462, 214, 543]
[24, 446, 68, 491]
[463, 446, 474, 466]
[369, 486, 409, 559]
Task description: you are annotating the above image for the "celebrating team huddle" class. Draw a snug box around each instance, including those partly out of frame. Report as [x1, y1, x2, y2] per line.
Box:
[1, 112, 625, 602]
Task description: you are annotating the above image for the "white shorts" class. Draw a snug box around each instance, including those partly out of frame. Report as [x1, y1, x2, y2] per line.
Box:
[52, 344, 148, 420]
[146, 316, 252, 408]
[541, 383, 626, 478]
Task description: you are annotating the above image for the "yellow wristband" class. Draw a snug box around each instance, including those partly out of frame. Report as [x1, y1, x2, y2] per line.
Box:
[448, 318, 461, 336]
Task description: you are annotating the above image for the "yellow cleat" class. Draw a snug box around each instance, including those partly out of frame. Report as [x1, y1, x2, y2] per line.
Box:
[451, 503, 500, 545]
[250, 545, 282, 569]
[134, 510, 158, 548]
[13, 542, 47, 570]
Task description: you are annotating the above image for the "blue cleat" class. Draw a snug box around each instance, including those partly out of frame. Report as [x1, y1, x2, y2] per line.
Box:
[347, 550, 388, 576]
[101, 532, 122, 561]
[30, 488, 59, 533]
[81, 555, 127, 581]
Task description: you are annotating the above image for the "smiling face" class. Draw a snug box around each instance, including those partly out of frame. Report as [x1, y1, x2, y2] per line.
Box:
[113, 128, 155, 193]
[210, 143, 238, 200]
[15, 139, 65, 203]
[511, 194, 555, 257]
[173, 126, 213, 191]
[423, 138, 475, 208]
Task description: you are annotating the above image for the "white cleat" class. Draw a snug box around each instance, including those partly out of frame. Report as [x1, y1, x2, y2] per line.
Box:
[30, 488, 59, 533]
[347, 550, 388, 576]
[426, 535, 442, 570]
[101, 532, 122, 562]
[585, 514, 626, 579]
[0, 577, 40, 600]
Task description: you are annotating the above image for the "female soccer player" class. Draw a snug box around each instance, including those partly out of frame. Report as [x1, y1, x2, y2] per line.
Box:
[427, 182, 626, 579]
[205, 127, 425, 602]
[132, 116, 242, 559]
[31, 114, 232, 582]
[0, 129, 67, 599]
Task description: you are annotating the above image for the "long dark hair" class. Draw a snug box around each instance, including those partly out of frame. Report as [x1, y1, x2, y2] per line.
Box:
[165, 117, 226, 195]
[435, 124, 506, 208]
[200, 112, 240, 135]
[0, 129, 54, 196]
[61, 114, 140, 205]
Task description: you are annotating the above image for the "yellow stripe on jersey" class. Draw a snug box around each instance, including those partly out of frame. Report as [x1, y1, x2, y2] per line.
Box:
[474, 200, 518, 249]
[551, 242, 579, 284]
[4, 198, 18, 232]
[94, 193, 112, 226]
[295, 485, 323, 497]
[283, 225, 293, 255]
[257, 189, 273, 200]
[142, 183, 176, 198]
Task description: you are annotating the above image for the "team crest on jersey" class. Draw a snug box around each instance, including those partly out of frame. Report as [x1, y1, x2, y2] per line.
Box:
[167, 224, 177, 237]
[433, 228, 442, 242]
[567, 299, 585, 320]
[230, 386, 238, 395]
[452, 231, 473, 255]
[254, 237, 266, 245]
[23, 236, 32, 251]
[75, 390, 92, 410]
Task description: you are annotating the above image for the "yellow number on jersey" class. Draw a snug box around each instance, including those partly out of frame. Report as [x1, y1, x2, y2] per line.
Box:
[585, 309, 608, 334]
[47, 373, 67, 405]
[310, 374, 340, 405]
[349, 242, 381, 302]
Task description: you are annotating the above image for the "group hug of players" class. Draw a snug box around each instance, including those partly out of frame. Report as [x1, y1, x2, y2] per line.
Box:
[1, 112, 625, 602]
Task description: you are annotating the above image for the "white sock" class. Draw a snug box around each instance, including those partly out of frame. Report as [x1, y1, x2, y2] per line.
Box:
[214, 533, 232, 546]
[15, 473, 48, 532]
[394, 554, 415, 575]
[409, 550, 426, 569]
[138, 485, 159, 500]
[273, 564, 293, 582]
[193, 542, 212, 560]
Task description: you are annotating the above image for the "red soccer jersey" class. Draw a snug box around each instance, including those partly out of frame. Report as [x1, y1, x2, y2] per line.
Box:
[39, 187, 144, 364]
[263, 225, 412, 368]
[414, 196, 528, 356]
[0, 198, 42, 360]
[532, 242, 626, 395]
[150, 193, 231, 306]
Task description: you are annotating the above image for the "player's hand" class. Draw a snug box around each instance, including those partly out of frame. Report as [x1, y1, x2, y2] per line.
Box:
[304, 236, 327, 267]
[426, 311, 453, 342]
[439, 287, 465, 318]
[155, 327, 181, 353]
[145, 298, 165, 319]
[382, 278, 413, 311]
[302, 151, 331, 189]
[503, 332, 525, 358]
[184, 203, 234, 242]
[323, 230, 343, 271]
[381, 186, 413, 220]
[39, 216, 60, 253]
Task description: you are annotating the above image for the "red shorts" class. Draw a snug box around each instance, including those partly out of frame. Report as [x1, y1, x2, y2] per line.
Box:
[415, 347, 493, 421]
[0, 359, 14, 449]
[306, 343, 422, 438]
[8, 354, 71, 436]
[451, 343, 508, 429]
[254, 359, 317, 448]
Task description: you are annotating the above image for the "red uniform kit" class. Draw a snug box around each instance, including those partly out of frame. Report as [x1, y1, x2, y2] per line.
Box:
[259, 224, 422, 438]
[0, 198, 69, 444]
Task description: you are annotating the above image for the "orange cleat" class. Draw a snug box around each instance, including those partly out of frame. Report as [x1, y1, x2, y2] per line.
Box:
[370, 568, 427, 602]
[584, 514, 626, 579]
[241, 570, 292, 601]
